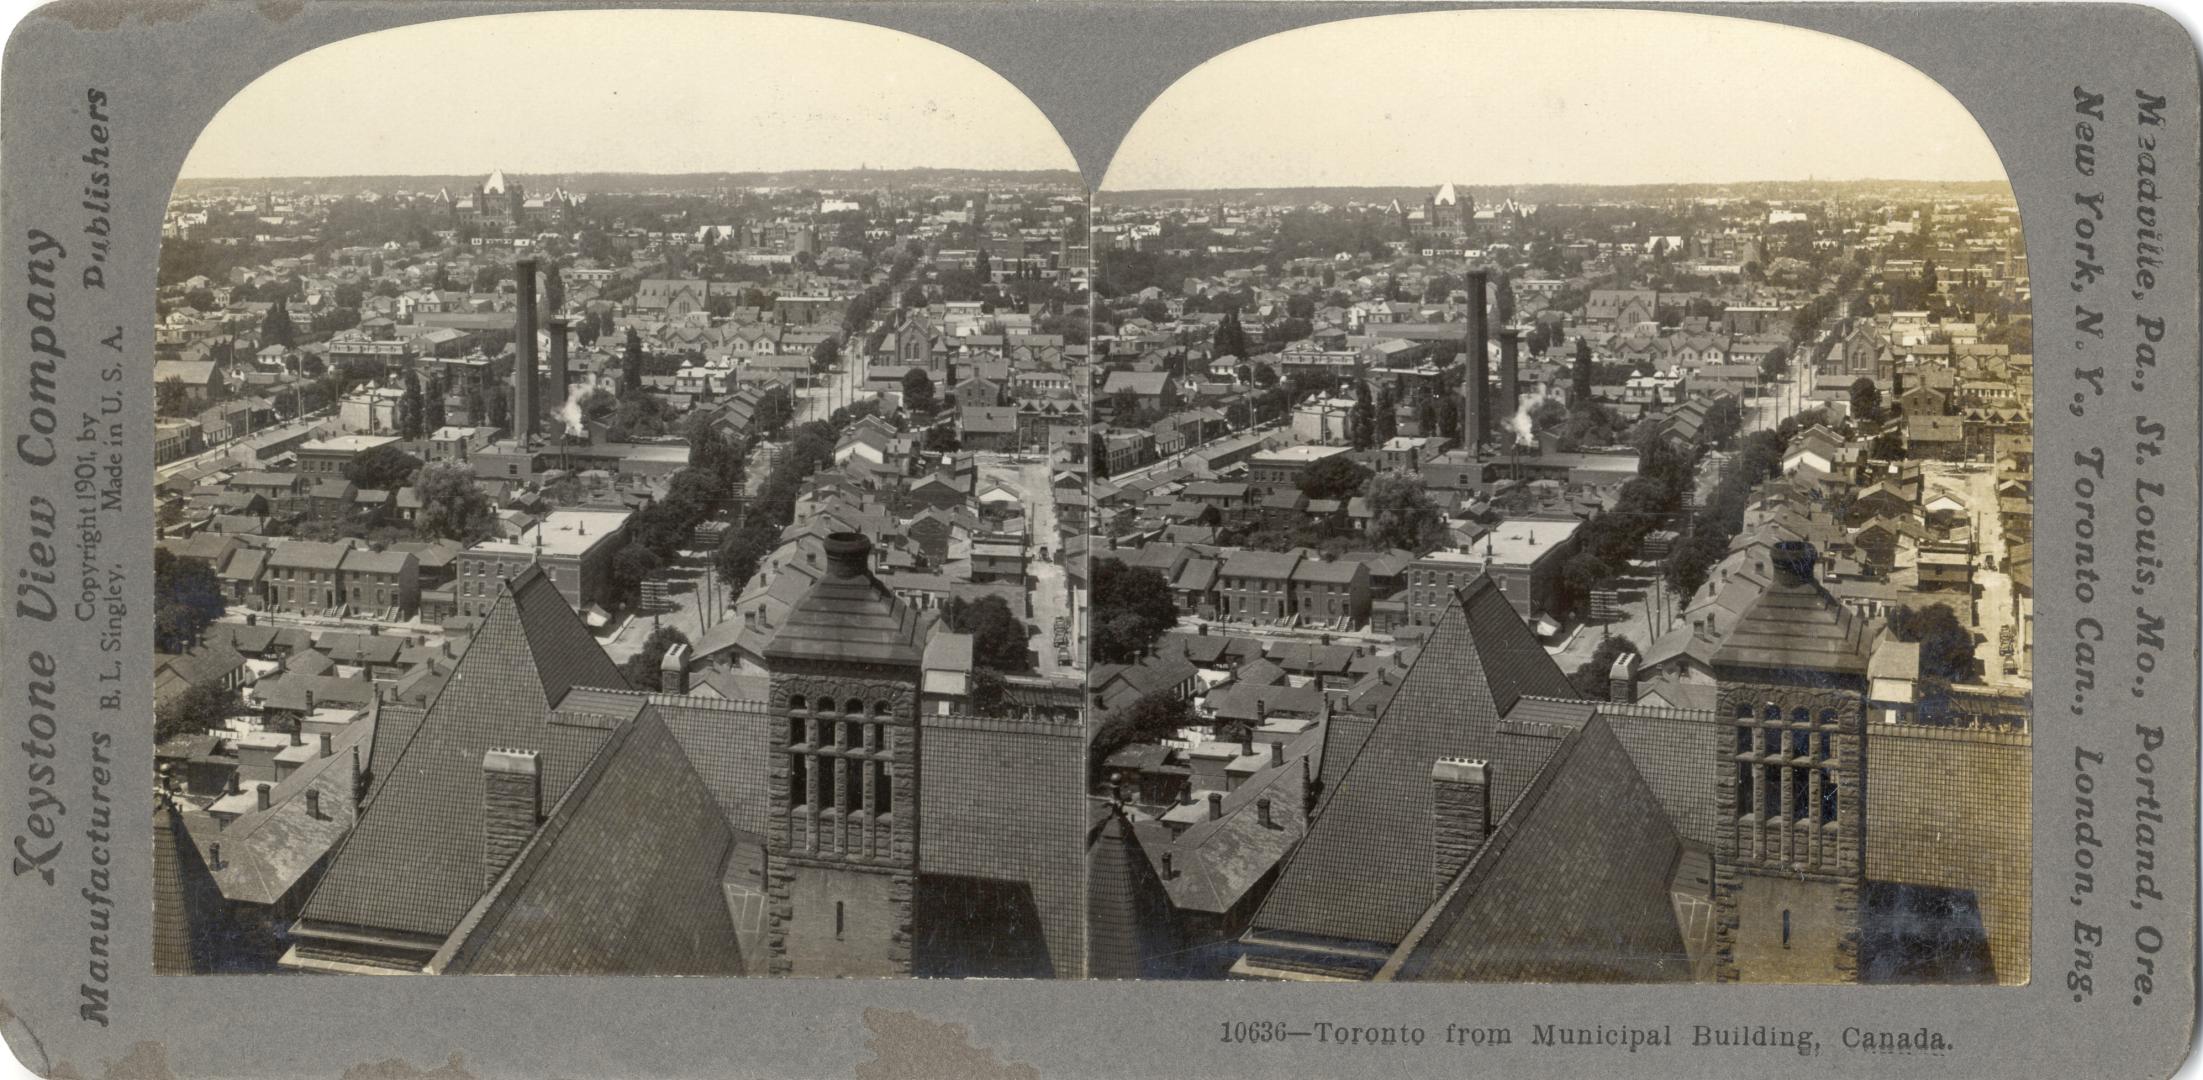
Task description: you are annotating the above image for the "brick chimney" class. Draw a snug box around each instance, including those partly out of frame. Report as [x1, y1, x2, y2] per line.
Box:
[1160, 852, 1175, 879]
[318, 732, 333, 758]
[1207, 792, 1224, 821]
[1269, 741, 1284, 768]
[256, 783, 272, 812]
[350, 745, 363, 802]
[1256, 796, 1274, 829]
[513, 257, 539, 440]
[548, 316, 570, 410]
[659, 642, 690, 694]
[304, 788, 321, 820]
[1498, 327, 1521, 432]
[1463, 269, 1490, 449]
[1608, 651, 1638, 704]
[1430, 758, 1492, 889]
[481, 747, 541, 887]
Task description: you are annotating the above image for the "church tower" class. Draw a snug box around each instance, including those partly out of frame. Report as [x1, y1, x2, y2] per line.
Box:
[762, 533, 930, 976]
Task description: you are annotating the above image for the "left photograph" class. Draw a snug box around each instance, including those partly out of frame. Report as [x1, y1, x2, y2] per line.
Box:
[149, 10, 1093, 976]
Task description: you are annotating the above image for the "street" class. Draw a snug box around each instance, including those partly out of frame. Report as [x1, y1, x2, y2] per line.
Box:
[975, 452, 1080, 677]
[794, 361, 874, 425]
[1919, 461, 2018, 686]
[157, 406, 334, 484]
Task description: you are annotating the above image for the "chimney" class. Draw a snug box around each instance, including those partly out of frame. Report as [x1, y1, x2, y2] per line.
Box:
[256, 783, 272, 812]
[548, 317, 571, 406]
[1772, 540, 1818, 586]
[245, 612, 257, 626]
[1463, 269, 1489, 450]
[1430, 758, 1492, 889]
[1257, 796, 1274, 829]
[208, 841, 222, 870]
[1269, 741, 1283, 767]
[1608, 652, 1639, 704]
[659, 642, 690, 694]
[1498, 327, 1521, 424]
[350, 745, 364, 801]
[481, 748, 541, 888]
[318, 732, 332, 758]
[1161, 852, 1175, 879]
[227, 772, 241, 795]
[1208, 792, 1225, 821]
[823, 532, 872, 579]
[1239, 729, 1254, 757]
[304, 690, 315, 712]
[291, 729, 303, 746]
[304, 788, 322, 820]
[513, 257, 539, 440]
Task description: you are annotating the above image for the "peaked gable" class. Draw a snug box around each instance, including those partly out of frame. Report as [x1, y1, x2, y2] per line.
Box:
[1252, 577, 1576, 947]
[300, 566, 630, 939]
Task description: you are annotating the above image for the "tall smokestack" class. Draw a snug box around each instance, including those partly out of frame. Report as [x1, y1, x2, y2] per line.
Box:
[513, 257, 539, 441]
[1463, 269, 1489, 451]
[1498, 327, 1521, 424]
[547, 316, 570, 408]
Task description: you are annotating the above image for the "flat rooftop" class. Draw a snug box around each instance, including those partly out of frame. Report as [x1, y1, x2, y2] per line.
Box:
[300, 435, 400, 454]
[1423, 518, 1583, 567]
[471, 510, 632, 558]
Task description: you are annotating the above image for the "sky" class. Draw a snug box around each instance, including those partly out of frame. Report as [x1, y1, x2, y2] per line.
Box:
[178, 10, 1077, 179]
[1102, 9, 2010, 191]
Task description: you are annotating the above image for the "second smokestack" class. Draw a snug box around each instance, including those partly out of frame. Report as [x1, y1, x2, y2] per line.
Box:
[1463, 268, 1489, 451]
[548, 316, 570, 412]
[1498, 327, 1520, 428]
[513, 256, 539, 441]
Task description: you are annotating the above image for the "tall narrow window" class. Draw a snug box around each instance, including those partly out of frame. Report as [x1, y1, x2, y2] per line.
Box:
[874, 761, 892, 815]
[834, 901, 845, 940]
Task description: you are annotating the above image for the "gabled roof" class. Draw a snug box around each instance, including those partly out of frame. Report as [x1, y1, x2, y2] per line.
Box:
[1382, 715, 1690, 983]
[1251, 575, 1578, 948]
[430, 708, 746, 975]
[299, 564, 630, 939]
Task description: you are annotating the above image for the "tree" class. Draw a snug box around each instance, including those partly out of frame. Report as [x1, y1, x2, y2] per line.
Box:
[154, 548, 226, 654]
[1556, 552, 1612, 620]
[156, 681, 232, 743]
[155, 379, 195, 418]
[413, 462, 495, 543]
[1213, 308, 1252, 362]
[400, 366, 426, 439]
[622, 328, 646, 396]
[902, 368, 937, 416]
[618, 625, 690, 692]
[1349, 380, 1375, 450]
[1089, 558, 1177, 664]
[1889, 603, 1975, 683]
[944, 595, 1031, 672]
[1758, 344, 1790, 382]
[261, 297, 296, 350]
[1572, 336, 1594, 403]
[1089, 690, 1195, 782]
[1365, 474, 1448, 552]
[343, 444, 421, 491]
[1297, 455, 1371, 503]
[1568, 634, 1642, 700]
[902, 284, 929, 310]
[1850, 376, 1882, 424]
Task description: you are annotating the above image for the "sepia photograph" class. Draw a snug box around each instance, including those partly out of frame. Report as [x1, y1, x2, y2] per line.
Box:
[148, 9, 1093, 978]
[1085, 9, 2033, 986]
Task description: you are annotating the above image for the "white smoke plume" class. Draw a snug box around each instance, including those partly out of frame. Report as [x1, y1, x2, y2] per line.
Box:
[1509, 384, 1564, 449]
[560, 382, 591, 438]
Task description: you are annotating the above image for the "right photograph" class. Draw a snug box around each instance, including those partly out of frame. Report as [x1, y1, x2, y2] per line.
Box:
[1085, 9, 2032, 985]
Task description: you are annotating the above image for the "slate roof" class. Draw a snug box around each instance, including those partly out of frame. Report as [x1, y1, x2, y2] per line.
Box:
[1132, 732, 1316, 916]
[1710, 558, 1878, 677]
[431, 709, 746, 975]
[299, 564, 630, 939]
[182, 718, 374, 907]
[1251, 575, 1578, 948]
[762, 535, 929, 667]
[1383, 715, 1692, 982]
